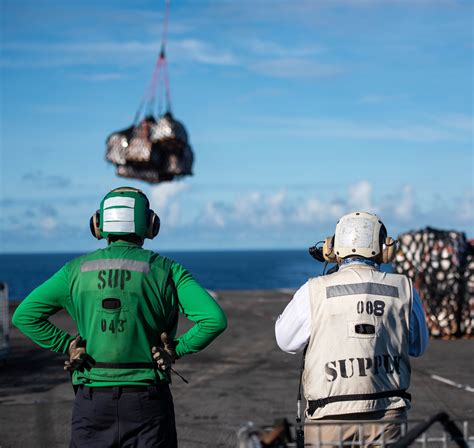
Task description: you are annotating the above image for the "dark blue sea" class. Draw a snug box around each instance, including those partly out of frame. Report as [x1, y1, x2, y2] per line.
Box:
[0, 250, 394, 301]
[0, 250, 327, 301]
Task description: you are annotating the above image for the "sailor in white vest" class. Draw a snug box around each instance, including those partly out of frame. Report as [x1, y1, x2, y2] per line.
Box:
[275, 212, 428, 446]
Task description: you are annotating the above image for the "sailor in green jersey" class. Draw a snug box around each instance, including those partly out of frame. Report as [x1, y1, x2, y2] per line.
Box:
[12, 187, 227, 448]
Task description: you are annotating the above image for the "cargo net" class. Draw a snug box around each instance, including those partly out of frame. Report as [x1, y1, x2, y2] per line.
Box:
[392, 227, 474, 338]
[105, 112, 194, 183]
[104, 0, 194, 183]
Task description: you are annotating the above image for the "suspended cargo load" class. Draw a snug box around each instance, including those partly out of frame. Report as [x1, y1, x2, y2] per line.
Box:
[392, 227, 473, 338]
[106, 124, 134, 166]
[125, 117, 156, 164]
[117, 162, 176, 183]
[105, 113, 194, 183]
[151, 112, 188, 145]
[104, 0, 194, 184]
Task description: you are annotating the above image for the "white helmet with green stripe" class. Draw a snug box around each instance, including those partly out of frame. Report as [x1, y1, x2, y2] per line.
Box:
[90, 187, 160, 240]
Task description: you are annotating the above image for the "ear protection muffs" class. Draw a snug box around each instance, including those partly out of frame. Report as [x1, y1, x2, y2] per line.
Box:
[381, 236, 397, 264]
[323, 236, 337, 263]
[145, 210, 160, 239]
[89, 210, 103, 240]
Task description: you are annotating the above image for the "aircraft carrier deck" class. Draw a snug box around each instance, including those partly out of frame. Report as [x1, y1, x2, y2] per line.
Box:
[0, 291, 473, 447]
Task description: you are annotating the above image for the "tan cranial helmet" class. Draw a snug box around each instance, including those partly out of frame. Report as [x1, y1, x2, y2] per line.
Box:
[323, 212, 397, 264]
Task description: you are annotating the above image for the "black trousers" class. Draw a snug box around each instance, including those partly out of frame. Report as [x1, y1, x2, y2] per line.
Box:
[70, 385, 178, 448]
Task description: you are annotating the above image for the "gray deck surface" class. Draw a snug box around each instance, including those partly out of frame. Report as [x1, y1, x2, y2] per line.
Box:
[0, 291, 473, 447]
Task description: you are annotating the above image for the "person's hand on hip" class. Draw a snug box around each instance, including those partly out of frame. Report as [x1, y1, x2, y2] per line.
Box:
[152, 332, 176, 371]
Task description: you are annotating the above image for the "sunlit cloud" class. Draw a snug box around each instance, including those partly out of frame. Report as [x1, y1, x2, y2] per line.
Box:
[199, 182, 384, 230]
[170, 39, 238, 66]
[73, 73, 126, 82]
[160, 180, 472, 240]
[22, 171, 71, 188]
[0, 38, 238, 68]
[253, 115, 472, 143]
[394, 185, 415, 221]
[150, 182, 190, 228]
[243, 38, 325, 58]
[459, 191, 474, 224]
[41, 216, 58, 234]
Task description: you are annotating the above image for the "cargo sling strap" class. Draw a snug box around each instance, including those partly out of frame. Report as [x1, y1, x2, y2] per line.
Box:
[307, 390, 411, 416]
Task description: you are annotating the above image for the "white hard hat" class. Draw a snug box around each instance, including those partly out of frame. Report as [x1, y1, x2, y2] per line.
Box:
[333, 212, 386, 259]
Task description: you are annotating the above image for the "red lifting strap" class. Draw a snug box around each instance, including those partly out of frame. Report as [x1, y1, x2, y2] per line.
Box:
[135, 0, 172, 122]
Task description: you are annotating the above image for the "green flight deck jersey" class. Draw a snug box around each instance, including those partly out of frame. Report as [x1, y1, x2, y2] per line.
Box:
[13, 241, 227, 387]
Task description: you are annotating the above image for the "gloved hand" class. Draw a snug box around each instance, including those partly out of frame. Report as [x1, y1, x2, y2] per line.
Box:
[151, 332, 176, 371]
[64, 335, 88, 371]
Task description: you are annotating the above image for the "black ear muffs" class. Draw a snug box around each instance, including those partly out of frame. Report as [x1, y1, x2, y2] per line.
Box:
[381, 237, 397, 264]
[323, 236, 337, 263]
[89, 210, 103, 240]
[146, 210, 160, 239]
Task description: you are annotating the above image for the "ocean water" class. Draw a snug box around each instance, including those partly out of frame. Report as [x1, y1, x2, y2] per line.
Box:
[0, 250, 329, 301]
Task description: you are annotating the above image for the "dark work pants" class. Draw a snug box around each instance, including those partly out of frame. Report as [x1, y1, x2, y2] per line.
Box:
[70, 385, 177, 448]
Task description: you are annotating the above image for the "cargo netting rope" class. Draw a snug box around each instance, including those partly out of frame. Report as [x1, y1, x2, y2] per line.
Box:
[392, 227, 474, 338]
[105, 0, 193, 183]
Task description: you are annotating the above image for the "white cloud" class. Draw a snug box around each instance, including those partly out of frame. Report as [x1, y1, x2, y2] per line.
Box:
[1, 41, 157, 54]
[237, 87, 283, 104]
[348, 181, 374, 212]
[459, 190, 474, 223]
[201, 202, 227, 228]
[292, 182, 374, 226]
[150, 182, 189, 227]
[250, 58, 343, 79]
[434, 114, 474, 133]
[297, 198, 324, 224]
[73, 73, 125, 82]
[170, 39, 238, 66]
[1, 38, 238, 69]
[201, 189, 288, 229]
[200, 183, 378, 231]
[244, 38, 324, 58]
[253, 115, 471, 143]
[394, 185, 415, 221]
[40, 216, 58, 234]
[193, 181, 460, 239]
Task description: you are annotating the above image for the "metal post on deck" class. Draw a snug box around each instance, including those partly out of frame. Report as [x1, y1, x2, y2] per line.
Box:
[0, 281, 10, 363]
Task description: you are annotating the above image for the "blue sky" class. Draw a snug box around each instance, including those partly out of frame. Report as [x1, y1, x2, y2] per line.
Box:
[0, 0, 472, 253]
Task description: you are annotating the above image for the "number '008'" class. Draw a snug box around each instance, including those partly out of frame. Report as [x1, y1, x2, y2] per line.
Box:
[356, 300, 385, 316]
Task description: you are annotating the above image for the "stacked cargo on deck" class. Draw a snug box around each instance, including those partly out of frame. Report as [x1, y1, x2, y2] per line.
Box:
[393, 227, 473, 338]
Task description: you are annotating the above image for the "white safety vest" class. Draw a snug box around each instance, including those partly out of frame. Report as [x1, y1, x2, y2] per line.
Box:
[303, 263, 412, 419]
